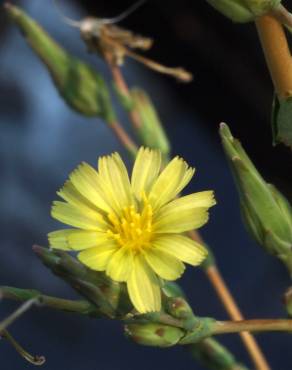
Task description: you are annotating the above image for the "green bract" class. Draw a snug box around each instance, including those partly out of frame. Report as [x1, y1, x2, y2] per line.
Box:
[206, 0, 281, 23]
[272, 95, 292, 149]
[130, 88, 170, 160]
[220, 123, 292, 275]
[125, 323, 184, 347]
[5, 4, 115, 121]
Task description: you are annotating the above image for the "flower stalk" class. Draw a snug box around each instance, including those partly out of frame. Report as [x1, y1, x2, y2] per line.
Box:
[189, 230, 270, 370]
[109, 62, 143, 130]
[107, 118, 138, 157]
[256, 13, 292, 99]
[0, 286, 98, 317]
[212, 319, 292, 336]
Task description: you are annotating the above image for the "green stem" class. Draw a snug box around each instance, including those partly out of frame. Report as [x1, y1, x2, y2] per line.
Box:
[188, 338, 249, 370]
[212, 319, 292, 336]
[0, 286, 98, 317]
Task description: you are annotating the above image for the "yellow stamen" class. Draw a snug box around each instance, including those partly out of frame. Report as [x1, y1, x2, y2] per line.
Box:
[107, 197, 153, 251]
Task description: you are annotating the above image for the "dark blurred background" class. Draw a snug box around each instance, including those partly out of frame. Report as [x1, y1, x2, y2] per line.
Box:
[0, 0, 292, 369]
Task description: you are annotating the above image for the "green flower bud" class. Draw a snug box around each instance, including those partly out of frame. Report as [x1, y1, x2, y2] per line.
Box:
[5, 4, 115, 121]
[220, 123, 292, 275]
[166, 297, 194, 319]
[125, 323, 184, 347]
[130, 88, 170, 160]
[33, 246, 132, 318]
[162, 281, 187, 299]
[206, 0, 281, 23]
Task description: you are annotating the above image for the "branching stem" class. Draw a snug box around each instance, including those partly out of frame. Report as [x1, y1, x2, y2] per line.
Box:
[190, 230, 270, 370]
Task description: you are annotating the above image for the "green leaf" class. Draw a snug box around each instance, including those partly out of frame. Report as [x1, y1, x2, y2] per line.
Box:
[5, 4, 115, 121]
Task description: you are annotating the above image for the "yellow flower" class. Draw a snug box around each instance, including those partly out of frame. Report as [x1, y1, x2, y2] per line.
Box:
[48, 147, 216, 313]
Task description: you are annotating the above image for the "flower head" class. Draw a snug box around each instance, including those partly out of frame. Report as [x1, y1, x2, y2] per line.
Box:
[48, 148, 215, 313]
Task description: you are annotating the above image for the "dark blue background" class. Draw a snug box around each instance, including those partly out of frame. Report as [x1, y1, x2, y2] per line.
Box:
[0, 1, 291, 369]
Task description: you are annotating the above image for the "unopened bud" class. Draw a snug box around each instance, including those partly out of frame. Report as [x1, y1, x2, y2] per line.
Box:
[125, 323, 184, 347]
[220, 123, 292, 275]
[130, 88, 170, 160]
[5, 4, 115, 121]
[166, 297, 194, 319]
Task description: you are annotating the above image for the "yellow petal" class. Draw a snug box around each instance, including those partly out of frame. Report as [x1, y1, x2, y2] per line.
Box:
[106, 247, 134, 282]
[152, 234, 208, 266]
[51, 201, 106, 230]
[98, 153, 134, 213]
[153, 208, 209, 233]
[48, 229, 75, 250]
[127, 255, 161, 313]
[48, 229, 107, 250]
[176, 191, 216, 208]
[153, 192, 215, 233]
[145, 248, 185, 280]
[69, 162, 112, 213]
[78, 243, 118, 271]
[57, 180, 101, 213]
[67, 230, 109, 250]
[149, 156, 195, 210]
[131, 147, 161, 200]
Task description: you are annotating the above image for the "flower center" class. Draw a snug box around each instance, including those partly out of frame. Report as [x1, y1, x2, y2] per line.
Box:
[106, 196, 153, 251]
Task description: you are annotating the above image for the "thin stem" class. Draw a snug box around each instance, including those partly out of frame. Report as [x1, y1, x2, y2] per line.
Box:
[189, 230, 270, 370]
[256, 14, 292, 98]
[0, 298, 39, 333]
[1, 330, 45, 366]
[108, 118, 138, 157]
[205, 265, 270, 370]
[213, 319, 292, 336]
[0, 286, 98, 316]
[109, 62, 143, 130]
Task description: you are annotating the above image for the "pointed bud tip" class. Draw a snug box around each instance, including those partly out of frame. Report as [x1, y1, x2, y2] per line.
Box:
[32, 244, 48, 257]
[3, 2, 18, 15]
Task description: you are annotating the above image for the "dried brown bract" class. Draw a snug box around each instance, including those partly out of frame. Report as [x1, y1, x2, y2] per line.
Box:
[79, 18, 193, 83]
